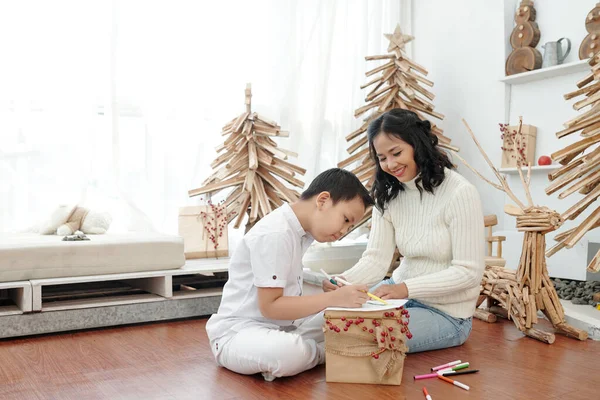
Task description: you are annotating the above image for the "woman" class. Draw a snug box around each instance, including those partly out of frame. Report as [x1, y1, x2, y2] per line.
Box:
[323, 108, 484, 353]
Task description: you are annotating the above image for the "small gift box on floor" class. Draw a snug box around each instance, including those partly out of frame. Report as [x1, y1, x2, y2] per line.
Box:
[178, 202, 229, 259]
[323, 306, 411, 385]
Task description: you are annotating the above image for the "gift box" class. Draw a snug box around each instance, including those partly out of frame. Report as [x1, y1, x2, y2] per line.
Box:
[501, 124, 537, 168]
[323, 307, 411, 385]
[178, 204, 229, 259]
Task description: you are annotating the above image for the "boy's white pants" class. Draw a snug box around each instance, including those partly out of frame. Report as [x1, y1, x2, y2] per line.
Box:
[215, 312, 325, 378]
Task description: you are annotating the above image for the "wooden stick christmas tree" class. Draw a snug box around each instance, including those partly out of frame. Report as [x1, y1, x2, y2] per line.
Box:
[188, 84, 306, 231]
[338, 24, 457, 235]
[455, 119, 588, 343]
[545, 54, 600, 273]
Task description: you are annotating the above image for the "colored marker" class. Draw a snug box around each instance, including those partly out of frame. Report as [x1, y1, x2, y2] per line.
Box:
[334, 276, 388, 305]
[437, 375, 470, 391]
[365, 292, 388, 305]
[440, 369, 479, 377]
[331, 276, 352, 286]
[320, 269, 338, 285]
[423, 387, 432, 400]
[414, 372, 439, 380]
[437, 362, 469, 374]
[431, 359, 461, 371]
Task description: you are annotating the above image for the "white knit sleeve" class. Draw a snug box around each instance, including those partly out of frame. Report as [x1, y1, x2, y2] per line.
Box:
[403, 183, 485, 298]
[341, 206, 396, 287]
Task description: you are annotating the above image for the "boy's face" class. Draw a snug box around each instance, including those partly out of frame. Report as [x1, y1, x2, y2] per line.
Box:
[311, 193, 366, 242]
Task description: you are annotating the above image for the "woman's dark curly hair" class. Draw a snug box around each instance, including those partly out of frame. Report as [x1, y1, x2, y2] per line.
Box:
[368, 108, 453, 212]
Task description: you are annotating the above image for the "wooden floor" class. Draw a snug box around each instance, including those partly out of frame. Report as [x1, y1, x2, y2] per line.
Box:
[0, 317, 598, 400]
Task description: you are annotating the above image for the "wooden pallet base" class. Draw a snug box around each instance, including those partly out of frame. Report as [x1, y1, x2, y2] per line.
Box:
[0, 258, 229, 338]
[0, 281, 32, 316]
[29, 259, 228, 312]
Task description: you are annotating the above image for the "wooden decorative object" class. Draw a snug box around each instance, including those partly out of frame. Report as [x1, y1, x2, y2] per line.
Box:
[178, 203, 230, 259]
[484, 214, 506, 268]
[506, 47, 543, 76]
[188, 84, 306, 232]
[509, 22, 541, 49]
[547, 54, 600, 273]
[337, 24, 456, 238]
[500, 122, 537, 168]
[579, 3, 600, 60]
[457, 118, 588, 343]
[506, 1, 542, 76]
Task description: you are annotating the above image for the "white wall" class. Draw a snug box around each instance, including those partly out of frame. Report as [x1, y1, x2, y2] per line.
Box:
[411, 0, 598, 279]
[411, 0, 507, 221]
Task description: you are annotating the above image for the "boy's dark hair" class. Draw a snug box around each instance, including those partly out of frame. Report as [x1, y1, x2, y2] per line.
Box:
[300, 168, 373, 208]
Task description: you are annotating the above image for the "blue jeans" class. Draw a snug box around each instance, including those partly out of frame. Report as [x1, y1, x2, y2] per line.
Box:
[370, 278, 472, 353]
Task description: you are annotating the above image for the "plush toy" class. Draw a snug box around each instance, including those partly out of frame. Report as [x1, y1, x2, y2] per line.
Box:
[39, 204, 112, 236]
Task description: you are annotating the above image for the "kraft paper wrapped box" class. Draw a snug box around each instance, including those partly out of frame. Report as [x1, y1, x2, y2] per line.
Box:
[500, 124, 537, 168]
[323, 305, 411, 385]
[178, 205, 229, 259]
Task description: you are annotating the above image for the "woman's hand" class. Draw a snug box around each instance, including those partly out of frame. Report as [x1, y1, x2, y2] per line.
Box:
[372, 282, 409, 299]
[322, 276, 345, 292]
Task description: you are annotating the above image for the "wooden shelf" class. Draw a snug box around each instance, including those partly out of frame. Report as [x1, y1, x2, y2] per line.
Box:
[42, 294, 165, 312]
[498, 165, 558, 174]
[0, 305, 24, 317]
[499, 60, 590, 85]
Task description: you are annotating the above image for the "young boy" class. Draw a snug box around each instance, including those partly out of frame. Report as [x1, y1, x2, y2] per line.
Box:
[206, 168, 374, 381]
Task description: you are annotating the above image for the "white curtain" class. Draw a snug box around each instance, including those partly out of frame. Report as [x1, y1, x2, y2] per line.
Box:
[0, 0, 405, 242]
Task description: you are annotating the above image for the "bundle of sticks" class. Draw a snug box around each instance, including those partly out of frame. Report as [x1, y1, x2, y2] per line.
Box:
[546, 53, 600, 272]
[515, 207, 562, 232]
[188, 84, 306, 230]
[476, 254, 587, 343]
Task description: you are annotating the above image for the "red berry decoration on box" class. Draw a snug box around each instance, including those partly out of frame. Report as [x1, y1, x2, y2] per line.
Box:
[324, 308, 412, 361]
[199, 200, 231, 254]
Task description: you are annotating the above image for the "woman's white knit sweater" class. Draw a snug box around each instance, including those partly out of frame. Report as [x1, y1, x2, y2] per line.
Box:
[342, 169, 485, 319]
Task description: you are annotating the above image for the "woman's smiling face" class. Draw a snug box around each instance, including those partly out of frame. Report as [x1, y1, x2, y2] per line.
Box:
[373, 132, 418, 182]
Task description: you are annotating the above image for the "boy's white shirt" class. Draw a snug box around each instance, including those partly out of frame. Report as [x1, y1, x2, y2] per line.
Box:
[205, 203, 314, 351]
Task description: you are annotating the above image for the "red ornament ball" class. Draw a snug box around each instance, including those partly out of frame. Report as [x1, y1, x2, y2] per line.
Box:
[538, 155, 552, 166]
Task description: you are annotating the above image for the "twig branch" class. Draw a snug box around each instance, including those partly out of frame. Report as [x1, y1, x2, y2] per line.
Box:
[514, 117, 534, 207]
[517, 164, 535, 207]
[451, 152, 503, 190]
[462, 119, 527, 210]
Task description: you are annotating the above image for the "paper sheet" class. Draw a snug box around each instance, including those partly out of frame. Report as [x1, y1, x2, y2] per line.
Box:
[325, 299, 408, 312]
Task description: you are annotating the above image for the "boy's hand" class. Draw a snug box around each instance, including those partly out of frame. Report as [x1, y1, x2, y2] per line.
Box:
[322, 275, 345, 292]
[372, 283, 409, 300]
[330, 284, 369, 308]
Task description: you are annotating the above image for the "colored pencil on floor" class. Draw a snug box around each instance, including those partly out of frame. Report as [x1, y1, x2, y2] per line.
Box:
[423, 386, 432, 400]
[414, 372, 439, 380]
[440, 369, 479, 377]
[431, 360, 461, 371]
[438, 375, 470, 391]
[437, 361, 469, 373]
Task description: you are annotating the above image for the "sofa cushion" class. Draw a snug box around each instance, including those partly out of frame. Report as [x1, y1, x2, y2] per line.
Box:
[0, 233, 184, 281]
